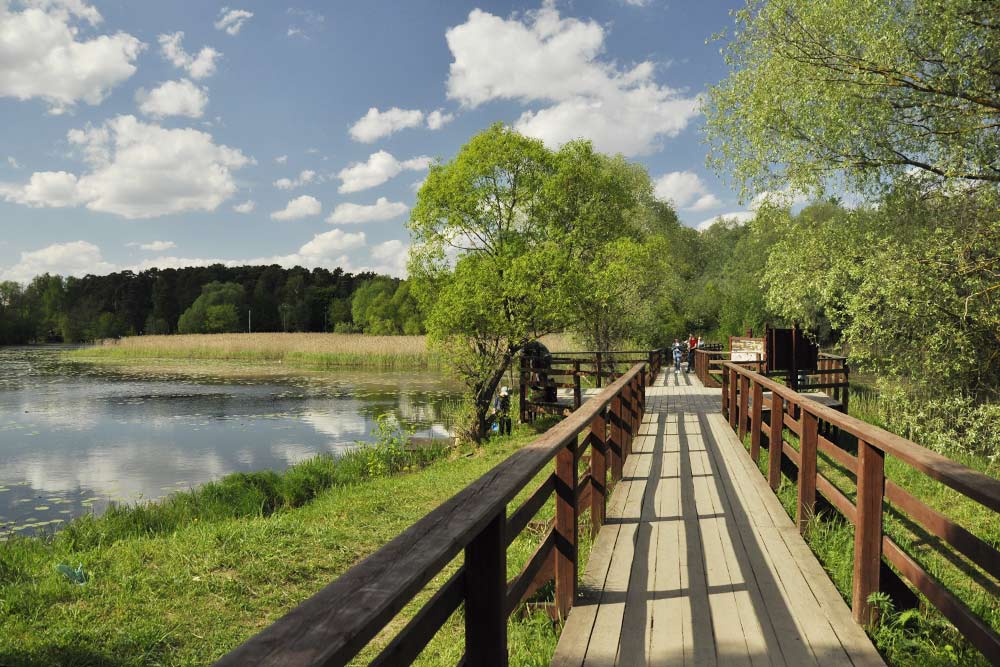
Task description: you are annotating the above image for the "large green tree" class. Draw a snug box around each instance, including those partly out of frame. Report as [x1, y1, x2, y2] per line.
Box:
[706, 0, 1000, 200]
[177, 282, 244, 334]
[410, 124, 677, 440]
[409, 124, 565, 441]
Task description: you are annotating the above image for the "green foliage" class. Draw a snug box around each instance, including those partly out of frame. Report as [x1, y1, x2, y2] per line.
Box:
[177, 282, 244, 334]
[705, 0, 1000, 200]
[410, 124, 686, 439]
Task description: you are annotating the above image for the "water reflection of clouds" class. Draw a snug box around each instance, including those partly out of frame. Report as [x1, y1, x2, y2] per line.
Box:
[0, 347, 460, 532]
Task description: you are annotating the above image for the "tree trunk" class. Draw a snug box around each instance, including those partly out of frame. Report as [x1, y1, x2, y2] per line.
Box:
[472, 350, 515, 443]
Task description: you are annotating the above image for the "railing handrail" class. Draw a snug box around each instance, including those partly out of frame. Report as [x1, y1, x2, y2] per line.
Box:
[217, 362, 648, 666]
[722, 361, 1000, 512]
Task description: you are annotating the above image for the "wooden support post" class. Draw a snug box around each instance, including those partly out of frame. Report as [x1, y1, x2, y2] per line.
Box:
[465, 513, 507, 665]
[573, 360, 582, 410]
[750, 381, 763, 462]
[768, 394, 784, 491]
[609, 396, 623, 481]
[738, 374, 750, 441]
[722, 363, 729, 418]
[595, 351, 602, 389]
[797, 410, 818, 534]
[728, 368, 739, 430]
[853, 439, 885, 625]
[590, 413, 607, 536]
[518, 356, 527, 424]
[554, 440, 578, 619]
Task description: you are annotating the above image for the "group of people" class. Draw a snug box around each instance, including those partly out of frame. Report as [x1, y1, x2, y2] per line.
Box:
[672, 333, 703, 373]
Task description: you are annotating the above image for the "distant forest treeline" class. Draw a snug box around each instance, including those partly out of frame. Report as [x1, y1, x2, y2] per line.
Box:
[0, 265, 424, 344]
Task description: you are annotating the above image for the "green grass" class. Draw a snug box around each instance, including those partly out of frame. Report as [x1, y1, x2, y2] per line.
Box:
[0, 419, 595, 666]
[738, 388, 1000, 666]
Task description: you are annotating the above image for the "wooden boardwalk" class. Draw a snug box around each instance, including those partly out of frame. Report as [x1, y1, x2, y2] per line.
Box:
[552, 370, 885, 667]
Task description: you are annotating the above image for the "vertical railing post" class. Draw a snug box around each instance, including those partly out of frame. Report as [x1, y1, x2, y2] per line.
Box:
[555, 438, 578, 619]
[750, 381, 763, 462]
[768, 393, 784, 491]
[573, 360, 582, 410]
[722, 362, 730, 417]
[595, 351, 602, 389]
[728, 368, 739, 430]
[465, 512, 507, 665]
[519, 355, 527, 424]
[797, 409, 818, 534]
[590, 412, 607, 536]
[738, 374, 750, 441]
[609, 395, 623, 481]
[853, 439, 885, 625]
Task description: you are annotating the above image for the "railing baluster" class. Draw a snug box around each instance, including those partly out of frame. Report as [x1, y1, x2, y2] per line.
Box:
[465, 513, 507, 666]
[554, 439, 578, 619]
[738, 374, 750, 441]
[853, 439, 885, 625]
[768, 393, 784, 491]
[590, 412, 607, 536]
[750, 381, 763, 463]
[573, 360, 582, 409]
[797, 409, 818, 534]
[609, 395, 623, 481]
[728, 368, 738, 430]
[721, 360, 729, 418]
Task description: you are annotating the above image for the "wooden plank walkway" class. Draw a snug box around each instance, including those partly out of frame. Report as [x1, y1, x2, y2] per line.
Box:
[552, 370, 884, 667]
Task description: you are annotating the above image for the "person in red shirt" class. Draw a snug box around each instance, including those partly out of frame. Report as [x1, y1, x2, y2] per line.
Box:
[686, 333, 698, 373]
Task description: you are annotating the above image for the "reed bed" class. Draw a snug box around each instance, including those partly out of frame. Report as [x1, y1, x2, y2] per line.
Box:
[69, 333, 437, 370]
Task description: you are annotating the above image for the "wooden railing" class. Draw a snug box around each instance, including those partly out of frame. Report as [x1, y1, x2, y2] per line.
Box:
[217, 363, 650, 666]
[721, 362, 1000, 663]
[693, 348, 729, 388]
[519, 349, 662, 422]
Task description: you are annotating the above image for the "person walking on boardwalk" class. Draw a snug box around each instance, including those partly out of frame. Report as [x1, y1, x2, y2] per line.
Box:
[687, 333, 698, 373]
[672, 339, 683, 372]
[493, 386, 512, 436]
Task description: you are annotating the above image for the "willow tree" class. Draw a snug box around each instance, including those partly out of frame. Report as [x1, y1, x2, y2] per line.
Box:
[705, 0, 1000, 200]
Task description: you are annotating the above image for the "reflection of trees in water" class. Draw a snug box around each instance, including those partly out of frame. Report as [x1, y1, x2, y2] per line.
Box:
[355, 390, 463, 435]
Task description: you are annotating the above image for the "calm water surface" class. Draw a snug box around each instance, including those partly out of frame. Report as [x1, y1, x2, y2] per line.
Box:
[0, 346, 460, 535]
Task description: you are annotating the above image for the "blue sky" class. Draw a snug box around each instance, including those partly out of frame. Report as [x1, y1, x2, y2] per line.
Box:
[0, 0, 749, 283]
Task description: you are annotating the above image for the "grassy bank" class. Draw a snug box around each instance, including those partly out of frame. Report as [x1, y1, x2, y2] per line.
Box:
[738, 386, 1000, 666]
[0, 421, 586, 666]
[67, 333, 437, 370]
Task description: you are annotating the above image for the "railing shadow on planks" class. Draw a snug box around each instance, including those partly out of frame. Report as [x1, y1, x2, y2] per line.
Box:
[216, 362, 653, 667]
[721, 361, 1000, 664]
[519, 349, 664, 422]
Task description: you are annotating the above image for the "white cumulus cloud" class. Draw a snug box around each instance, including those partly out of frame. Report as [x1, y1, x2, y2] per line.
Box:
[136, 240, 176, 252]
[136, 79, 207, 118]
[0, 0, 143, 113]
[326, 197, 408, 225]
[7, 156, 20, 168]
[273, 169, 317, 190]
[445, 5, 700, 155]
[426, 109, 454, 130]
[653, 171, 721, 212]
[214, 7, 253, 35]
[369, 239, 408, 277]
[158, 32, 220, 80]
[0, 240, 114, 282]
[232, 199, 255, 213]
[271, 195, 321, 221]
[275, 155, 288, 164]
[337, 151, 432, 194]
[1, 115, 252, 218]
[349, 107, 425, 143]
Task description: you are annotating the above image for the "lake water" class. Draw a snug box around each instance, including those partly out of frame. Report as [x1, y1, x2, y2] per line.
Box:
[0, 346, 461, 536]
